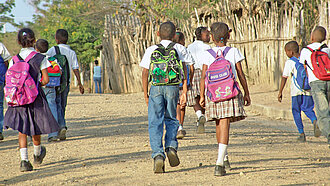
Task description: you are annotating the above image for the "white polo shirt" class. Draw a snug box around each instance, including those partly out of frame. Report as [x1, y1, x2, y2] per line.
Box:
[47, 44, 80, 80]
[187, 40, 211, 70]
[9, 47, 50, 70]
[299, 42, 330, 83]
[139, 40, 194, 69]
[198, 46, 245, 79]
[0, 42, 11, 61]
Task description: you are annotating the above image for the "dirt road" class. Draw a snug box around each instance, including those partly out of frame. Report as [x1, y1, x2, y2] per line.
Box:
[0, 92, 329, 185]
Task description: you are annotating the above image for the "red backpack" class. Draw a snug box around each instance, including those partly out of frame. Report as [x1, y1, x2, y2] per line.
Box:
[307, 44, 330, 81]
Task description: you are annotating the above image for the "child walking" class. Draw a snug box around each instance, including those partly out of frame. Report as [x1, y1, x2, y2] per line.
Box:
[4, 28, 59, 172]
[278, 41, 320, 142]
[199, 22, 251, 176]
[93, 60, 102, 93]
[173, 31, 195, 139]
[0, 42, 11, 140]
[140, 21, 192, 173]
[299, 26, 330, 147]
[187, 27, 211, 133]
[35, 39, 62, 142]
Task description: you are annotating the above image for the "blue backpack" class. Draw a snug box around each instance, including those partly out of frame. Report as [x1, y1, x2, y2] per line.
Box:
[0, 56, 7, 85]
[291, 57, 311, 91]
[179, 64, 190, 87]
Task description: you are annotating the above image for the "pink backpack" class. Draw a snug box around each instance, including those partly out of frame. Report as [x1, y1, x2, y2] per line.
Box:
[205, 47, 239, 102]
[4, 52, 39, 106]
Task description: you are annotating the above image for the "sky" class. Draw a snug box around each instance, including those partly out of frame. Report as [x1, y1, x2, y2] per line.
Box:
[2, 0, 36, 32]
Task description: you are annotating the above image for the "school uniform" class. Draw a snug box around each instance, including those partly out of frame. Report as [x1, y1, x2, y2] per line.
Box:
[187, 40, 211, 99]
[299, 42, 330, 137]
[140, 40, 193, 159]
[199, 46, 246, 122]
[0, 43, 11, 134]
[282, 58, 317, 134]
[4, 48, 59, 136]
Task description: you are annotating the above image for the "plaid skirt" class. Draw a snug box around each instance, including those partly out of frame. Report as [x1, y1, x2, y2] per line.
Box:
[205, 91, 246, 122]
[179, 88, 196, 107]
[190, 69, 202, 98]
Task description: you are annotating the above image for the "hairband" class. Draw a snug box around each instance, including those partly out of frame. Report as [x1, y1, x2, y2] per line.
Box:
[22, 32, 27, 36]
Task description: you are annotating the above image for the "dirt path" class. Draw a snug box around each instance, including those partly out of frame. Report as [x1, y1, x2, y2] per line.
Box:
[0, 92, 329, 185]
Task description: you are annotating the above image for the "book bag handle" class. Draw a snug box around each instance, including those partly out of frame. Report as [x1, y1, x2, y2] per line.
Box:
[12, 51, 37, 64]
[156, 42, 176, 50]
[306, 44, 328, 52]
[207, 47, 231, 59]
[55, 46, 61, 55]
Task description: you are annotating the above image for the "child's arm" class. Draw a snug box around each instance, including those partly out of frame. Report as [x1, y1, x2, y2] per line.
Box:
[73, 69, 84, 94]
[235, 61, 251, 106]
[189, 65, 194, 84]
[180, 64, 188, 109]
[142, 68, 149, 105]
[278, 77, 288, 102]
[199, 64, 208, 108]
[40, 69, 49, 86]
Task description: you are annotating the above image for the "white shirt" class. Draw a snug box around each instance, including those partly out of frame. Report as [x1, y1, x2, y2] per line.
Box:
[0, 42, 11, 61]
[139, 40, 194, 69]
[47, 44, 80, 80]
[282, 58, 311, 96]
[299, 42, 330, 83]
[187, 40, 211, 70]
[199, 46, 245, 79]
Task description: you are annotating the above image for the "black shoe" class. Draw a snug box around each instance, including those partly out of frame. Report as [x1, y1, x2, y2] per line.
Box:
[20, 160, 33, 172]
[34, 146, 46, 165]
[48, 136, 59, 143]
[166, 147, 180, 167]
[153, 155, 165, 173]
[214, 165, 226, 176]
[297, 133, 306, 142]
[196, 116, 206, 134]
[58, 128, 67, 140]
[224, 159, 231, 170]
[313, 120, 321, 137]
[176, 129, 186, 139]
[0, 132, 3, 140]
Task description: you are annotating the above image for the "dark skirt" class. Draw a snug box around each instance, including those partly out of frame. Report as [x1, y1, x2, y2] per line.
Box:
[4, 86, 60, 136]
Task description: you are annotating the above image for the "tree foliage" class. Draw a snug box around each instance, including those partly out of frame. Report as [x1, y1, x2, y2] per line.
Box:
[0, 0, 17, 30]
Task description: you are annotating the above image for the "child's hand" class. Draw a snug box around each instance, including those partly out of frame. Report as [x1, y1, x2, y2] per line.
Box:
[199, 96, 205, 108]
[144, 95, 149, 106]
[244, 94, 251, 106]
[180, 94, 187, 109]
[278, 92, 282, 102]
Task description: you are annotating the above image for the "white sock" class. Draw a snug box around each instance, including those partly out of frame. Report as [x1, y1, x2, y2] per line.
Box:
[216, 143, 228, 166]
[178, 125, 183, 131]
[20, 148, 28, 161]
[196, 110, 203, 119]
[34, 145, 41, 156]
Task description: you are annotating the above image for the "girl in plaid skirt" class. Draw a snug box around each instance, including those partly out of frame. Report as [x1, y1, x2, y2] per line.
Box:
[199, 22, 251, 176]
[173, 32, 195, 139]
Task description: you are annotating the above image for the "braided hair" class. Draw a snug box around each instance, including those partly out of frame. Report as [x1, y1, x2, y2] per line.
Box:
[194, 26, 208, 41]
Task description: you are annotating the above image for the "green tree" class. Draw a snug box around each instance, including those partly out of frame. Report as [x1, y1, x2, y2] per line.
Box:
[0, 0, 16, 30]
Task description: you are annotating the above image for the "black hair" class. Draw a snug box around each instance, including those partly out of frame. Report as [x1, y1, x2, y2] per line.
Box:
[195, 26, 208, 41]
[35, 39, 49, 53]
[159, 21, 176, 40]
[56, 29, 69, 44]
[312, 26, 327, 43]
[173, 32, 185, 44]
[18, 28, 35, 48]
[210, 22, 232, 43]
[94, 60, 99, 65]
[285, 41, 299, 54]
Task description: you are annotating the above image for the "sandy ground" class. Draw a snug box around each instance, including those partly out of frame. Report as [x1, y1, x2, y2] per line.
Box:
[0, 90, 329, 186]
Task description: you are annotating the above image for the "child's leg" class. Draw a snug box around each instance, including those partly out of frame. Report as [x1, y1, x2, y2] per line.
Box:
[32, 135, 42, 156]
[180, 107, 186, 126]
[292, 96, 304, 134]
[19, 132, 28, 161]
[301, 95, 317, 123]
[215, 118, 230, 166]
[194, 96, 205, 115]
[176, 104, 181, 124]
[98, 78, 102, 93]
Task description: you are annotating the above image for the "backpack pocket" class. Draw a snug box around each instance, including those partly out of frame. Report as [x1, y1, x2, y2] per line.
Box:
[206, 78, 239, 102]
[150, 61, 169, 85]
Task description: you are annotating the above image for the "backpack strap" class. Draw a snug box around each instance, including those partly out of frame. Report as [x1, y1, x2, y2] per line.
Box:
[24, 51, 37, 62]
[54, 46, 61, 55]
[222, 47, 231, 57]
[156, 44, 164, 49]
[290, 56, 299, 63]
[166, 42, 176, 50]
[306, 47, 314, 52]
[319, 44, 328, 50]
[207, 49, 218, 58]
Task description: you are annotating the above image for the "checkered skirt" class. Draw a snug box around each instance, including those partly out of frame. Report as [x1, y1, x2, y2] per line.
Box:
[179, 88, 196, 107]
[190, 69, 202, 98]
[205, 91, 246, 122]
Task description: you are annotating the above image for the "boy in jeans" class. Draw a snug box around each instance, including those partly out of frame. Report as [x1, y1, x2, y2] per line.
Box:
[140, 21, 193, 173]
[299, 26, 330, 147]
[278, 41, 320, 142]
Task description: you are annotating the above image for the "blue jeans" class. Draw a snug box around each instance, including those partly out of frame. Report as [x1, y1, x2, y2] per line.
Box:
[148, 85, 180, 159]
[56, 84, 70, 130]
[93, 77, 101, 93]
[43, 87, 59, 138]
[292, 95, 317, 134]
[0, 84, 4, 133]
[310, 80, 330, 137]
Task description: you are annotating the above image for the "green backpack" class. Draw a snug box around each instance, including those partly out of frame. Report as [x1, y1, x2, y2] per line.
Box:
[149, 42, 184, 86]
[53, 46, 70, 93]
